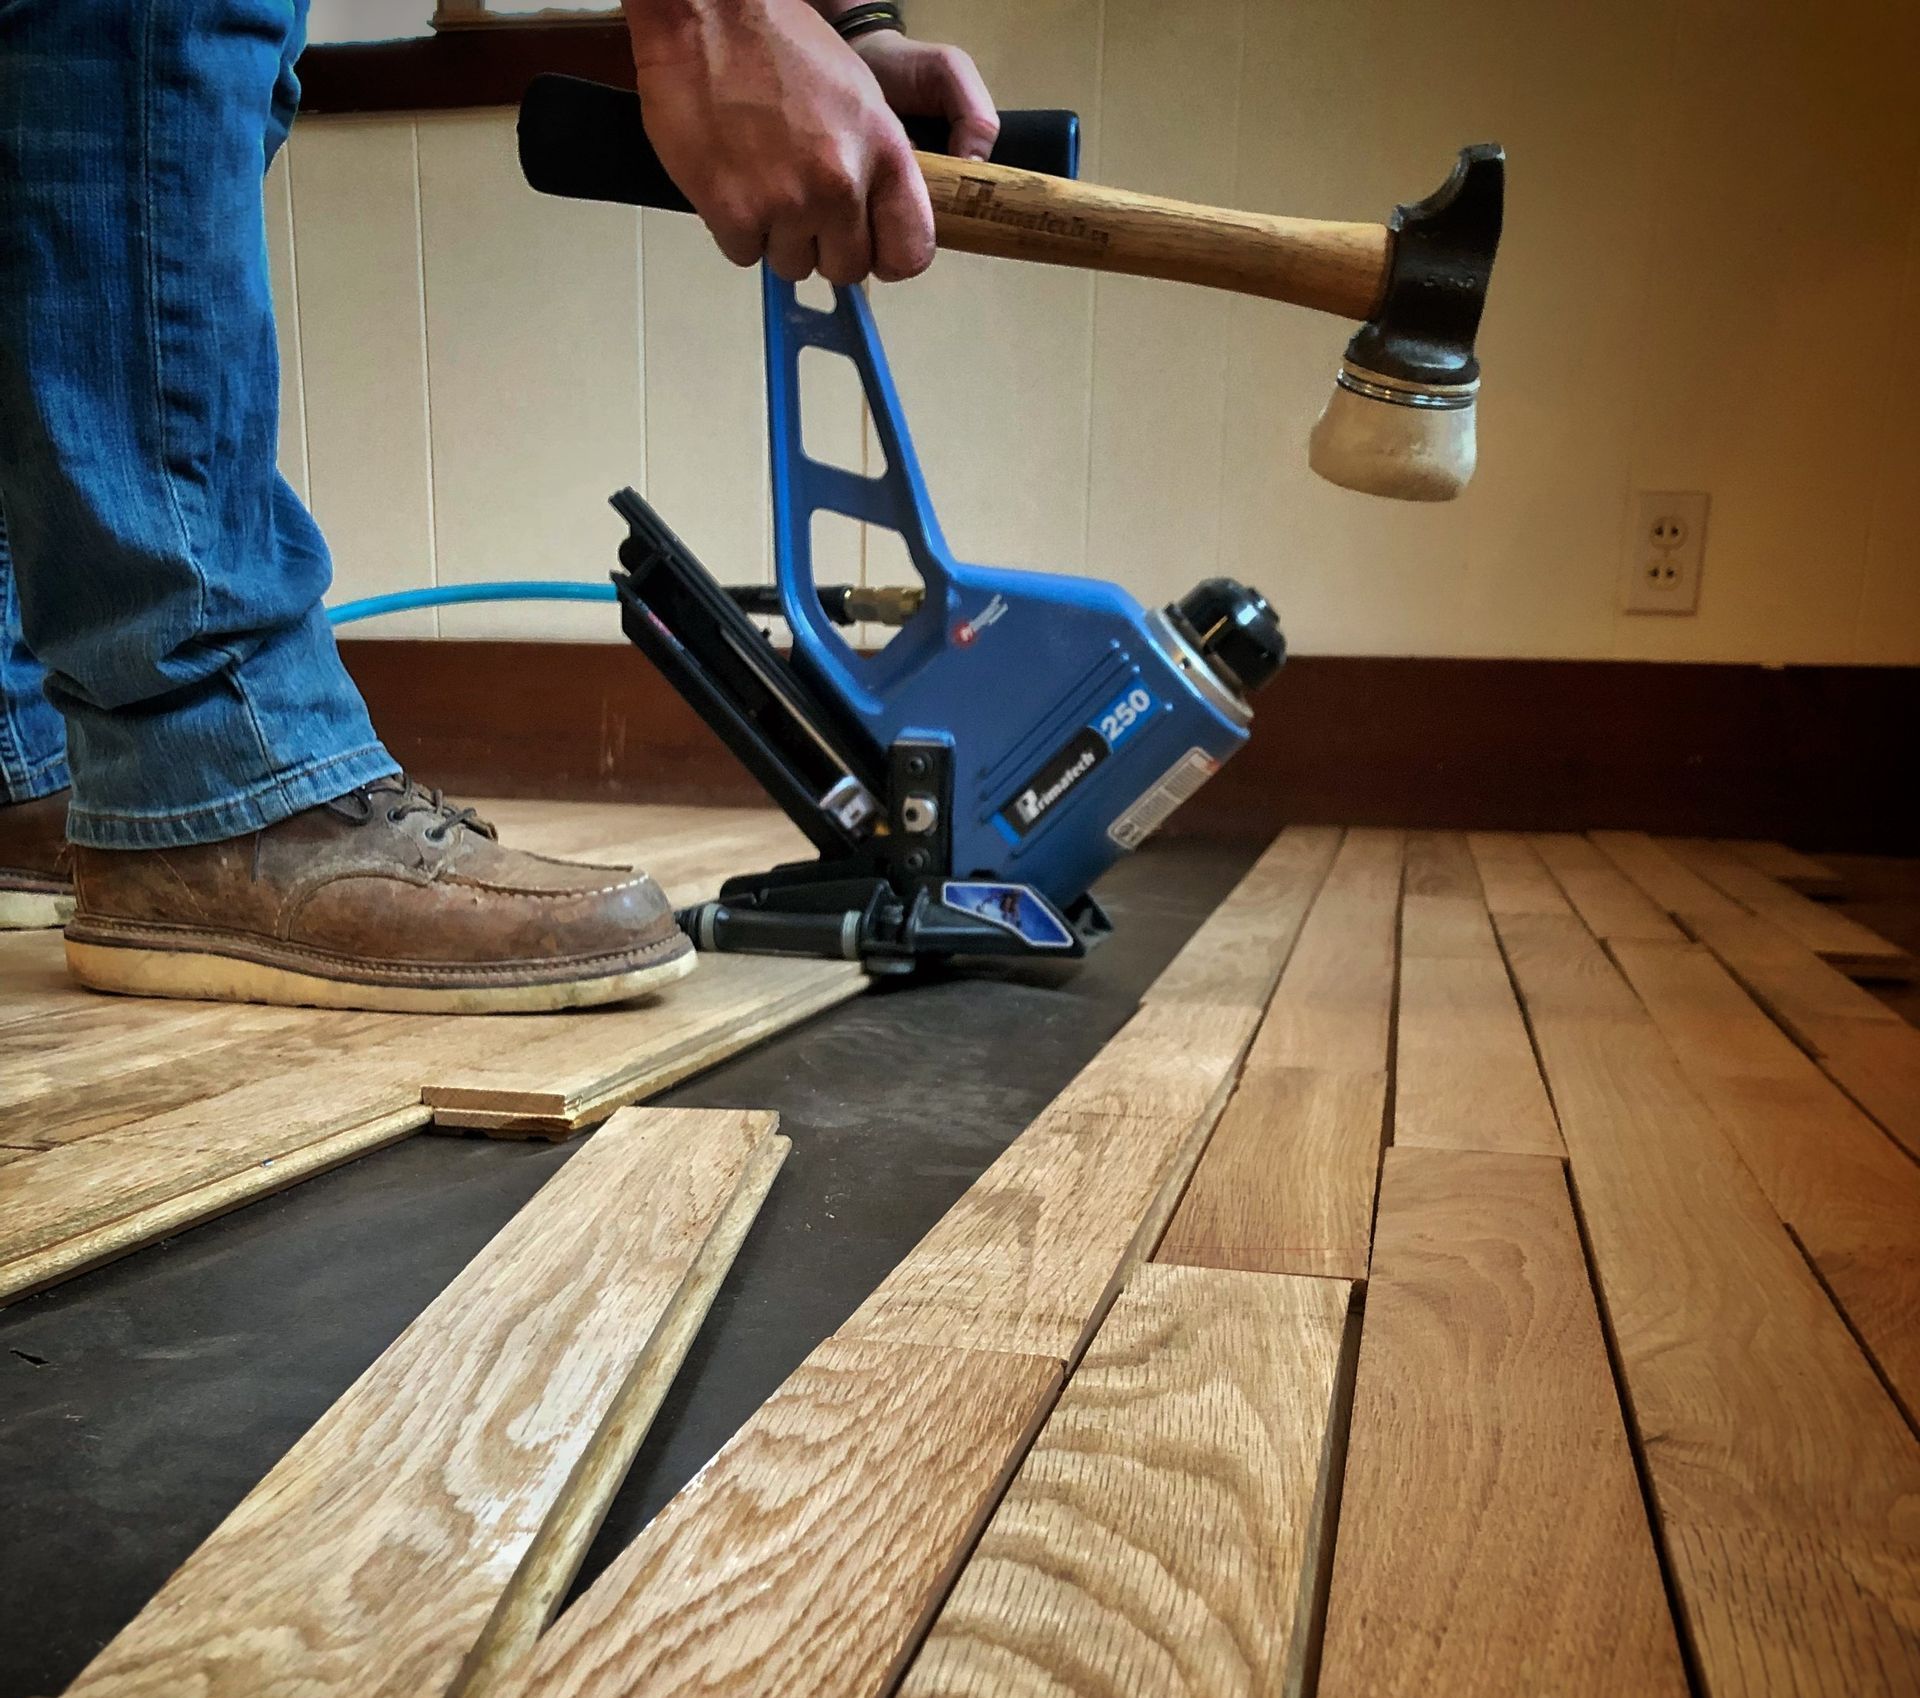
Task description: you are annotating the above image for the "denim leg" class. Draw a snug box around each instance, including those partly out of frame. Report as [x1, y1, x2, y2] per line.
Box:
[0, 499, 71, 802]
[0, 0, 397, 849]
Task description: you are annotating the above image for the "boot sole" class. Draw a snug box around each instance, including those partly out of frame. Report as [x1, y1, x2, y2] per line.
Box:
[1, 888, 75, 930]
[64, 935, 697, 1014]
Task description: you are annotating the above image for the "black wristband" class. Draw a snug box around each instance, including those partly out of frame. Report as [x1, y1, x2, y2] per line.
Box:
[833, 2, 904, 41]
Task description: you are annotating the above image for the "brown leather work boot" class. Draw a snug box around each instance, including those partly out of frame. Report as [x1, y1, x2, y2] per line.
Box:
[0, 789, 74, 930]
[63, 776, 695, 1013]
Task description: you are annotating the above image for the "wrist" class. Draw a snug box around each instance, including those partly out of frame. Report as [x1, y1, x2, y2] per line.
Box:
[821, 2, 905, 41]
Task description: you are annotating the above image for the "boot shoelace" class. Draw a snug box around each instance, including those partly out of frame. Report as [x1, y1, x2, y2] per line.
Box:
[329, 778, 493, 844]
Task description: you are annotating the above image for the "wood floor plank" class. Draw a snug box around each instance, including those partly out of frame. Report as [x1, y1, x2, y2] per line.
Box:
[1319, 1147, 1686, 1698]
[1611, 938, 1920, 1420]
[67, 1107, 787, 1698]
[1468, 831, 1572, 918]
[1593, 831, 1920, 1162]
[1672, 838, 1913, 980]
[1529, 831, 1685, 943]
[841, 828, 1343, 1361]
[1725, 839, 1845, 897]
[1496, 888, 1920, 1694]
[1158, 830, 1403, 1280]
[904, 1263, 1350, 1698]
[0, 803, 872, 1299]
[1156, 1066, 1387, 1277]
[1394, 832, 1562, 1159]
[507, 1337, 1061, 1698]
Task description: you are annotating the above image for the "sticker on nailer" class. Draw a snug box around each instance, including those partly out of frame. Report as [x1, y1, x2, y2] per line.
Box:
[942, 882, 1076, 948]
[1107, 749, 1219, 851]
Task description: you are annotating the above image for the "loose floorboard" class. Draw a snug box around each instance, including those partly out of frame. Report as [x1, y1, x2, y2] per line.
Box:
[1318, 1148, 1686, 1698]
[0, 803, 862, 1305]
[1672, 838, 1913, 980]
[1496, 884, 1920, 1693]
[1393, 832, 1562, 1158]
[1611, 937, 1920, 1420]
[1157, 830, 1402, 1280]
[903, 1263, 1350, 1698]
[505, 1338, 1062, 1698]
[1528, 831, 1684, 944]
[1593, 831, 1920, 1163]
[1725, 839, 1845, 896]
[65, 1108, 787, 1698]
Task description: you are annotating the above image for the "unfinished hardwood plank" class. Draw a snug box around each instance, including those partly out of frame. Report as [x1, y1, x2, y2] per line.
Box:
[1144, 825, 1345, 1012]
[904, 1263, 1350, 1698]
[423, 954, 864, 1133]
[1612, 938, 1920, 1419]
[1726, 839, 1845, 896]
[841, 827, 1342, 1361]
[0, 1057, 431, 1306]
[1468, 831, 1572, 918]
[1529, 831, 1684, 944]
[1394, 832, 1561, 1159]
[1246, 828, 1402, 1072]
[1497, 896, 1920, 1694]
[508, 1337, 1061, 1698]
[1157, 829, 1403, 1280]
[68, 1107, 787, 1698]
[1593, 831, 1920, 1162]
[1158, 1066, 1386, 1277]
[1319, 1148, 1685, 1698]
[1672, 837, 1913, 980]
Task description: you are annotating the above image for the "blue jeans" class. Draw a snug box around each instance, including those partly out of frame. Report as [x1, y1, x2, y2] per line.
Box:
[0, 0, 397, 847]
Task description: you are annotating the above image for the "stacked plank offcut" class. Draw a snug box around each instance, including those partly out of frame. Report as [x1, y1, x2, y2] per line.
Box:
[46, 821, 1920, 1696]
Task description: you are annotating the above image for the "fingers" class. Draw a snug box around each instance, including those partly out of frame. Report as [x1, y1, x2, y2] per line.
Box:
[936, 48, 1000, 161]
[765, 225, 821, 283]
[868, 143, 936, 282]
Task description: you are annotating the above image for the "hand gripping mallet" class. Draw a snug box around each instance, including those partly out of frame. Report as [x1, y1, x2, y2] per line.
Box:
[517, 76, 1504, 501]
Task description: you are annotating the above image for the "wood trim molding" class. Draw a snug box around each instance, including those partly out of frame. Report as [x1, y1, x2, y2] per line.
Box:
[296, 24, 635, 116]
[338, 641, 1920, 854]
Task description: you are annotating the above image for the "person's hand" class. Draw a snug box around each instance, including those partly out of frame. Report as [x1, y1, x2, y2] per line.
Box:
[626, 0, 934, 284]
[850, 31, 999, 162]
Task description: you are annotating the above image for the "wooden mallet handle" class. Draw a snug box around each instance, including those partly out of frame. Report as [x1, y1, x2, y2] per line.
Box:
[917, 155, 1391, 322]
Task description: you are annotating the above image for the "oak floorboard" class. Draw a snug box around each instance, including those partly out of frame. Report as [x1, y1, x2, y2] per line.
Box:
[1467, 831, 1572, 918]
[1529, 831, 1684, 944]
[1318, 1147, 1686, 1698]
[1671, 838, 1912, 980]
[1611, 937, 1920, 1420]
[1723, 839, 1845, 897]
[1592, 831, 1920, 1163]
[1157, 830, 1403, 1280]
[1497, 891, 1920, 1695]
[66, 1107, 786, 1698]
[904, 1263, 1350, 1698]
[504, 1338, 1062, 1698]
[1394, 832, 1561, 1159]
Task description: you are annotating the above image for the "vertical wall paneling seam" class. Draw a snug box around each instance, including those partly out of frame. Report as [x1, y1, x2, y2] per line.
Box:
[409, 120, 443, 631]
[281, 140, 315, 502]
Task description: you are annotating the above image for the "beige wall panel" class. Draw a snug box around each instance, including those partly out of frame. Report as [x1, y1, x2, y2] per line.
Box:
[1615, 0, 1920, 665]
[264, 150, 309, 507]
[1085, 0, 1243, 609]
[1855, 133, 1920, 666]
[290, 118, 437, 638]
[416, 111, 643, 642]
[868, 0, 1102, 577]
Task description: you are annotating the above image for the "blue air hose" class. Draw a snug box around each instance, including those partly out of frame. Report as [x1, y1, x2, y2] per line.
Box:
[326, 581, 616, 625]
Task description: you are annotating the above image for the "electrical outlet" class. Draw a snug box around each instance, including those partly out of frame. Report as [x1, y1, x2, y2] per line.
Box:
[1624, 490, 1708, 614]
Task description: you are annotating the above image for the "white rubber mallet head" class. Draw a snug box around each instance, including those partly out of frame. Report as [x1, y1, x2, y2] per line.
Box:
[1308, 144, 1504, 502]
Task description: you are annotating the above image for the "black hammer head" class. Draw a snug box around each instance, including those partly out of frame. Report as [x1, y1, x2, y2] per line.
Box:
[1346, 143, 1505, 390]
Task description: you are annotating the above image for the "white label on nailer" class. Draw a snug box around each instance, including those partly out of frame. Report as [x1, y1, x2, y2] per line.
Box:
[1107, 749, 1218, 851]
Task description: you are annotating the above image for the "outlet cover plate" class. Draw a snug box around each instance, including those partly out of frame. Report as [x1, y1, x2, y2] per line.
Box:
[1624, 489, 1709, 614]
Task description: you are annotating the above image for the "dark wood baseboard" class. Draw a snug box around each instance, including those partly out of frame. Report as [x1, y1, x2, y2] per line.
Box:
[339, 640, 1919, 854]
[298, 24, 634, 116]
